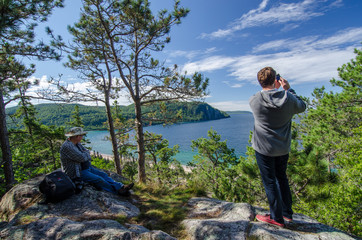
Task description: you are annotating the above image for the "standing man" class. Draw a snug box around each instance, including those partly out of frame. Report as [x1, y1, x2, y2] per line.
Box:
[249, 67, 306, 227]
[60, 127, 134, 196]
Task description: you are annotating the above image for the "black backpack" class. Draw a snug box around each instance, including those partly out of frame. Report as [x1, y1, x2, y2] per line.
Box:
[39, 170, 76, 203]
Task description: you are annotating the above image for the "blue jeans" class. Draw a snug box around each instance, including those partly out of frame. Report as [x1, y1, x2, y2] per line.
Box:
[255, 151, 293, 224]
[81, 167, 123, 194]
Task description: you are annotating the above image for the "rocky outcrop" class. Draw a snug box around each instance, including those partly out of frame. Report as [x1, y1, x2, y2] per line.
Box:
[1, 177, 359, 240]
[0, 174, 175, 240]
[182, 197, 360, 240]
[194, 103, 229, 122]
[1, 217, 177, 240]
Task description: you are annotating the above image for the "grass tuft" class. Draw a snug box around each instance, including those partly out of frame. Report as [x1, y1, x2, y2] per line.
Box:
[129, 183, 206, 238]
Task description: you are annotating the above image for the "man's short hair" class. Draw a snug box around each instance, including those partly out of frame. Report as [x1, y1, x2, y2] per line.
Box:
[257, 67, 276, 88]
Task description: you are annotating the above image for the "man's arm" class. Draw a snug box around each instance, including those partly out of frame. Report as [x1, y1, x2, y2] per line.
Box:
[77, 143, 92, 162]
[60, 141, 89, 163]
[279, 77, 306, 113]
[288, 89, 306, 113]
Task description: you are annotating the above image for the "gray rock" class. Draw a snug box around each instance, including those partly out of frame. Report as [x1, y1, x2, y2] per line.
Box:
[0, 174, 175, 240]
[0, 217, 176, 240]
[0, 221, 7, 231]
[182, 197, 359, 240]
[0, 176, 139, 226]
[1, 178, 359, 240]
[183, 198, 254, 240]
[0, 176, 44, 222]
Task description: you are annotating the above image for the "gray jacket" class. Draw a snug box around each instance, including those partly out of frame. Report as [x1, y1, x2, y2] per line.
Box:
[249, 88, 306, 157]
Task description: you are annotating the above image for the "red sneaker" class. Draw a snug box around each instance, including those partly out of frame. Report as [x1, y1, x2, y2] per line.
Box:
[256, 214, 285, 228]
[283, 216, 293, 222]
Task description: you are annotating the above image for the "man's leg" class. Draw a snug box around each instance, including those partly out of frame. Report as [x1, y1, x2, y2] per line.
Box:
[275, 154, 293, 220]
[81, 169, 120, 194]
[255, 151, 284, 224]
[88, 167, 123, 192]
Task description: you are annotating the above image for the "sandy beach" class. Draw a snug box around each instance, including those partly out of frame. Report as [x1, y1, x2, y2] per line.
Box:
[92, 151, 193, 173]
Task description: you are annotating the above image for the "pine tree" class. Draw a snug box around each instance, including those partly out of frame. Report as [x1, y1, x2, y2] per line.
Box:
[67, 104, 91, 149]
[144, 131, 181, 185]
[190, 129, 241, 201]
[296, 48, 361, 235]
[53, 0, 208, 182]
[0, 0, 63, 190]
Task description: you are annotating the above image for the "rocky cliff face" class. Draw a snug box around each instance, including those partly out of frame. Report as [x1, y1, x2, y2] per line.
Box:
[0, 175, 359, 240]
[195, 103, 229, 121]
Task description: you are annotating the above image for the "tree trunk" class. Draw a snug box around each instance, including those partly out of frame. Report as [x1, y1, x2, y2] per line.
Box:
[135, 100, 146, 183]
[49, 139, 57, 171]
[0, 88, 15, 190]
[105, 98, 122, 175]
[19, 87, 33, 138]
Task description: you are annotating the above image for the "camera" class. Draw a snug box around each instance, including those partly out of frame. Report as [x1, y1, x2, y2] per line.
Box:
[276, 74, 281, 81]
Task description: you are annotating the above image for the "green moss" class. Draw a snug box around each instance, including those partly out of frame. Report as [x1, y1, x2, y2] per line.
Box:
[17, 215, 38, 225]
[115, 215, 128, 225]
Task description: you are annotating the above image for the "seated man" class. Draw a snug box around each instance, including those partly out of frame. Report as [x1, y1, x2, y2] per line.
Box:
[60, 127, 133, 196]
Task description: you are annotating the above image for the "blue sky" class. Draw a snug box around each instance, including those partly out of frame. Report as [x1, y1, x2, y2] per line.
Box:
[25, 0, 362, 111]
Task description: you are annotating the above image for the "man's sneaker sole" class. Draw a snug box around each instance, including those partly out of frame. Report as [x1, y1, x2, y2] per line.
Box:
[256, 214, 285, 228]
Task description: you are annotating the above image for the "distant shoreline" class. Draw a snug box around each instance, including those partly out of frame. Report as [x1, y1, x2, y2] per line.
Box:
[92, 151, 114, 160]
[92, 151, 193, 173]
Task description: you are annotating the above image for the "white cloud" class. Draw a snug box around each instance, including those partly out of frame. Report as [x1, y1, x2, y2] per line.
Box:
[183, 27, 361, 85]
[182, 56, 236, 73]
[200, 29, 233, 40]
[230, 47, 356, 85]
[253, 28, 362, 53]
[231, 83, 243, 88]
[201, 0, 341, 39]
[166, 47, 219, 61]
[223, 81, 244, 88]
[167, 49, 200, 60]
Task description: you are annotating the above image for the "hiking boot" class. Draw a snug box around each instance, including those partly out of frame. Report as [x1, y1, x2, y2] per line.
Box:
[283, 216, 293, 223]
[256, 214, 285, 228]
[118, 183, 134, 196]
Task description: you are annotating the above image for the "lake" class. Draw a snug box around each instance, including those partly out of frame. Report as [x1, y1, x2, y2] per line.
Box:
[87, 113, 254, 165]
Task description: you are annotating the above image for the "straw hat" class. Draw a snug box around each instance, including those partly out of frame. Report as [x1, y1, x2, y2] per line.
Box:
[65, 127, 88, 137]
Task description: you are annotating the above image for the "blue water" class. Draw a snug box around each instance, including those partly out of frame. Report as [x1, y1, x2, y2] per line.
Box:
[87, 113, 254, 165]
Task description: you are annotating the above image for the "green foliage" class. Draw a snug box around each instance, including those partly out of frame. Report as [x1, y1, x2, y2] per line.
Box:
[6, 103, 108, 130]
[191, 128, 240, 167]
[231, 137, 265, 205]
[0, 0, 64, 191]
[0, 0, 64, 60]
[188, 130, 265, 204]
[91, 156, 115, 172]
[67, 104, 92, 149]
[144, 131, 185, 186]
[0, 153, 7, 196]
[9, 103, 65, 182]
[188, 129, 246, 201]
[294, 48, 362, 236]
[122, 159, 138, 182]
[67, 105, 84, 128]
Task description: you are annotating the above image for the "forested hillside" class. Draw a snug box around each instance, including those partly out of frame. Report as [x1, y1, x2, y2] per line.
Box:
[5, 102, 229, 130]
